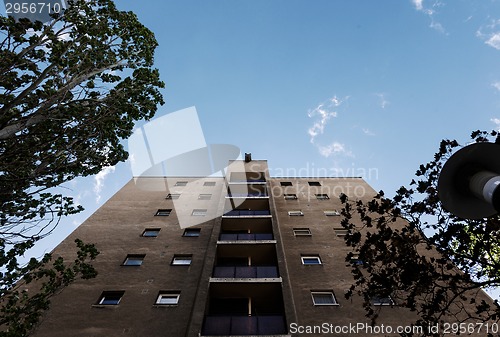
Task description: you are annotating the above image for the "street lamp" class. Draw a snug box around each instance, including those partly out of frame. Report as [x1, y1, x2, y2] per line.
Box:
[438, 142, 500, 220]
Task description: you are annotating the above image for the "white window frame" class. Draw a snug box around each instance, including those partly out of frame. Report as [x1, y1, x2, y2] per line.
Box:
[288, 210, 304, 216]
[311, 291, 338, 306]
[284, 194, 298, 200]
[123, 255, 145, 266]
[174, 181, 188, 186]
[172, 255, 192, 266]
[191, 209, 207, 216]
[156, 292, 180, 305]
[166, 193, 180, 199]
[203, 181, 216, 186]
[315, 193, 330, 200]
[198, 194, 212, 200]
[324, 210, 340, 216]
[301, 255, 322, 265]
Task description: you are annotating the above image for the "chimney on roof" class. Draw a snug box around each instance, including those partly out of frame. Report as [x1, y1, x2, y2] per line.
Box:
[244, 153, 252, 162]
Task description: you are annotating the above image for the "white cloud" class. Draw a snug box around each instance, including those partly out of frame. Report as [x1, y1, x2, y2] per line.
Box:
[486, 33, 500, 50]
[375, 93, 389, 109]
[362, 128, 376, 136]
[412, 0, 424, 11]
[94, 166, 115, 203]
[411, 0, 446, 34]
[318, 142, 353, 158]
[477, 20, 500, 51]
[491, 118, 500, 131]
[492, 82, 500, 92]
[307, 95, 346, 143]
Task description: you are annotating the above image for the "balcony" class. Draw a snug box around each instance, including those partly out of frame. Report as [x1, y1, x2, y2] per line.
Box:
[202, 315, 287, 336]
[219, 233, 273, 241]
[226, 192, 269, 198]
[213, 266, 279, 278]
[223, 210, 270, 217]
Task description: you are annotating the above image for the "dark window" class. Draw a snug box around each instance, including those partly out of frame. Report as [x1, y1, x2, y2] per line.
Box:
[183, 228, 201, 237]
[98, 291, 124, 305]
[174, 181, 188, 186]
[308, 181, 321, 186]
[166, 193, 180, 199]
[284, 194, 297, 200]
[280, 181, 292, 186]
[155, 209, 172, 216]
[371, 296, 394, 306]
[142, 228, 160, 237]
[301, 255, 322, 265]
[293, 228, 312, 236]
[204, 181, 216, 186]
[315, 194, 329, 200]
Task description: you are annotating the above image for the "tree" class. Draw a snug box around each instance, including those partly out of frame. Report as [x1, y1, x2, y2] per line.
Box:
[0, 0, 164, 335]
[340, 130, 500, 336]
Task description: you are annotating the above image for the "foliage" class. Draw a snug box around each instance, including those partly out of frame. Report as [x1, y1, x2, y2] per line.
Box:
[340, 130, 500, 336]
[0, 0, 164, 335]
[0, 0, 164, 240]
[0, 239, 99, 337]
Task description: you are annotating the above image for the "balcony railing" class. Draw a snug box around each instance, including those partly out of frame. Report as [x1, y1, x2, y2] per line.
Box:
[223, 210, 270, 216]
[213, 266, 279, 278]
[229, 179, 267, 183]
[219, 233, 273, 241]
[226, 193, 269, 198]
[202, 315, 286, 336]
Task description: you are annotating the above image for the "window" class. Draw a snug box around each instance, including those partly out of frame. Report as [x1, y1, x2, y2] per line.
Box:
[98, 291, 124, 305]
[350, 254, 364, 266]
[308, 181, 321, 186]
[371, 296, 394, 306]
[166, 193, 180, 199]
[333, 227, 348, 236]
[174, 181, 188, 186]
[191, 209, 207, 216]
[284, 194, 297, 200]
[155, 209, 172, 216]
[288, 210, 304, 216]
[142, 228, 160, 237]
[204, 181, 216, 186]
[183, 228, 201, 237]
[171, 255, 192, 266]
[293, 228, 312, 236]
[301, 255, 322, 265]
[311, 291, 338, 305]
[280, 181, 293, 186]
[198, 194, 212, 200]
[122, 254, 145, 266]
[315, 194, 329, 200]
[324, 210, 340, 216]
[155, 291, 180, 305]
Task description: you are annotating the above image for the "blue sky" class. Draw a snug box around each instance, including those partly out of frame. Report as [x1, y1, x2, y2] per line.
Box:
[4, 0, 500, 256]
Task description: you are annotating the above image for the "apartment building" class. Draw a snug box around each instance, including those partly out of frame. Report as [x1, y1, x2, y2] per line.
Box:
[29, 157, 491, 337]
